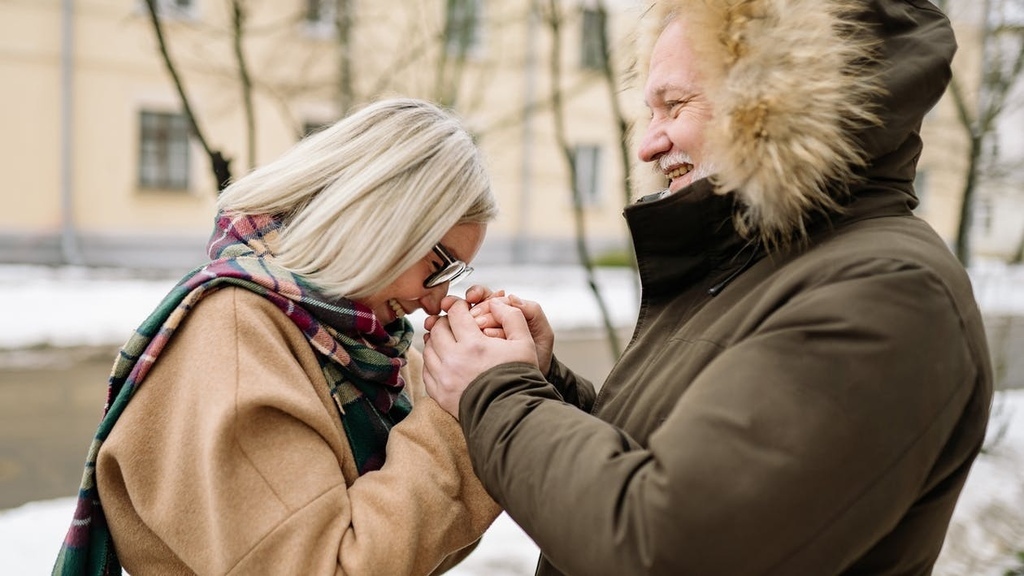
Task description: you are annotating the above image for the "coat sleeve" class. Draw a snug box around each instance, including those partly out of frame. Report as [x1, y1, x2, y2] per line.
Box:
[458, 265, 988, 575]
[98, 288, 499, 576]
[545, 354, 597, 412]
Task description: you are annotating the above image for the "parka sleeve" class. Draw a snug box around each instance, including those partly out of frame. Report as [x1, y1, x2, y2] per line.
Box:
[545, 354, 597, 412]
[457, 265, 988, 575]
[98, 288, 499, 575]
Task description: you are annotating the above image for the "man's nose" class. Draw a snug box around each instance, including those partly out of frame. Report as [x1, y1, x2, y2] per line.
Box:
[637, 121, 670, 163]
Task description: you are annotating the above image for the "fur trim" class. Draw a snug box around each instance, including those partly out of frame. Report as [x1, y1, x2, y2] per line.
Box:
[639, 0, 883, 248]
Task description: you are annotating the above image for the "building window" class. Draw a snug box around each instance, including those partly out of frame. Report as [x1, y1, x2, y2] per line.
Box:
[139, 111, 190, 190]
[580, 7, 607, 71]
[973, 196, 994, 236]
[305, 0, 350, 37]
[573, 144, 603, 207]
[137, 0, 197, 20]
[445, 0, 483, 57]
[306, 0, 334, 24]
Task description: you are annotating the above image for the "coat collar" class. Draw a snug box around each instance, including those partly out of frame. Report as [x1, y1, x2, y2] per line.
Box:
[625, 178, 750, 298]
[625, 172, 916, 299]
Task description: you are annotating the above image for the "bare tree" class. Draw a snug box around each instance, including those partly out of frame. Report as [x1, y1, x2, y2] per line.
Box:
[936, 0, 1024, 266]
[334, 0, 355, 115]
[593, 0, 639, 278]
[231, 0, 257, 171]
[540, 0, 622, 359]
[143, 0, 233, 191]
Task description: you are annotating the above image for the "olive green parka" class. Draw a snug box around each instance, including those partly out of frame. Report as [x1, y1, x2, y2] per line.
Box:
[456, 1, 992, 574]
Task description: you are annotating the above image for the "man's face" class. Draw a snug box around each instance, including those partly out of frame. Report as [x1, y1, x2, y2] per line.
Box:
[639, 19, 713, 194]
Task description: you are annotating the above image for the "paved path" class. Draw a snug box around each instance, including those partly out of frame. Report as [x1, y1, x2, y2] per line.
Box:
[0, 347, 112, 510]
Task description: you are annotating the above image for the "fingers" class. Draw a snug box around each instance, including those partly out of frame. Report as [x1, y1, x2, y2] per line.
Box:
[425, 311, 457, 348]
[445, 298, 489, 341]
[481, 327, 507, 338]
[421, 338, 461, 419]
[440, 295, 463, 312]
[423, 314, 439, 332]
[489, 299, 532, 342]
[421, 344, 437, 388]
[464, 285, 505, 305]
[468, 298, 501, 331]
[463, 285, 490, 304]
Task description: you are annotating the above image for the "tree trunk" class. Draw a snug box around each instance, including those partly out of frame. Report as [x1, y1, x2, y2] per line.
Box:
[143, 0, 233, 191]
[335, 0, 354, 116]
[1012, 226, 1024, 264]
[543, 0, 621, 360]
[594, 0, 639, 292]
[955, 135, 981, 267]
[231, 0, 256, 171]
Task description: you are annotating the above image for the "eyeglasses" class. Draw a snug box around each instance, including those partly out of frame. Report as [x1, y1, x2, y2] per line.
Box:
[423, 243, 474, 289]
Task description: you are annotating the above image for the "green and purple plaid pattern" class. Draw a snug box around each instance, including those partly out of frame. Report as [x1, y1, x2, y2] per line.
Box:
[53, 213, 414, 575]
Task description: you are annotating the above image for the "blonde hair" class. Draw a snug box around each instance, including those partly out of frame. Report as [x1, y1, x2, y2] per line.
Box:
[216, 98, 497, 299]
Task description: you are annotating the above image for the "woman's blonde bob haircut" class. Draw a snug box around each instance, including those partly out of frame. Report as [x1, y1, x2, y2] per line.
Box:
[216, 98, 497, 300]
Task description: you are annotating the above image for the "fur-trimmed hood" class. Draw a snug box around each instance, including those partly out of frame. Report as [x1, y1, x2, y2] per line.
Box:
[638, 0, 956, 247]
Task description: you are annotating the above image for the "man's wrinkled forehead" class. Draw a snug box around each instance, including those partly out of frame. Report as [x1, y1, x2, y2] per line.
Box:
[643, 19, 702, 107]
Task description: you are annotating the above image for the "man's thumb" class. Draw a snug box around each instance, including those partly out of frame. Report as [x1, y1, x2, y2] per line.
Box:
[491, 299, 532, 342]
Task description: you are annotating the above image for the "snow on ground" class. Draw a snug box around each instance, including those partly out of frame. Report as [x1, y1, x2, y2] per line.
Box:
[0, 264, 642, 350]
[0, 263, 1022, 574]
[2, 391, 1021, 575]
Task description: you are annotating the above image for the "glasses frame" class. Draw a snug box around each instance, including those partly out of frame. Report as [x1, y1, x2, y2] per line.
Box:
[423, 243, 474, 289]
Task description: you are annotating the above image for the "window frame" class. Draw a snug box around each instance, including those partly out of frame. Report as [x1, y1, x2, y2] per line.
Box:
[137, 110, 192, 192]
[444, 0, 485, 58]
[303, 0, 344, 39]
[135, 0, 198, 21]
[580, 6, 607, 71]
[572, 144, 603, 208]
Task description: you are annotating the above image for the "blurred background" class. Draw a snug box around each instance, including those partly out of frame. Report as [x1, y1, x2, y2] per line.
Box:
[1, 0, 1023, 574]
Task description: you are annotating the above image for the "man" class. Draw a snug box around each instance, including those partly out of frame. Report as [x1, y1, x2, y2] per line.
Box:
[422, 1, 993, 574]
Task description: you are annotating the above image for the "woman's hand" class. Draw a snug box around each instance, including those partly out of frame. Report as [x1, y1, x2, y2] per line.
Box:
[467, 288, 554, 377]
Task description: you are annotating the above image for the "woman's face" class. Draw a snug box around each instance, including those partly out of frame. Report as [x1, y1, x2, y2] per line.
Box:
[358, 223, 487, 325]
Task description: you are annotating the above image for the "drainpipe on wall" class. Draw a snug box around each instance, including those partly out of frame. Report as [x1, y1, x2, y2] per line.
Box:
[59, 0, 83, 265]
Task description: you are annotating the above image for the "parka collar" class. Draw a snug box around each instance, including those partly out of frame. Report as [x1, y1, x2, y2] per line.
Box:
[624, 179, 750, 298]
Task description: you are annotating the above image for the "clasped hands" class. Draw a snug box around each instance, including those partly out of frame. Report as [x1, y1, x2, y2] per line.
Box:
[422, 286, 554, 420]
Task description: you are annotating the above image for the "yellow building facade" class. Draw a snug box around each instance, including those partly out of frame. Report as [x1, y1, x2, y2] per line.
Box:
[1, 0, 644, 271]
[1, 0, 1017, 271]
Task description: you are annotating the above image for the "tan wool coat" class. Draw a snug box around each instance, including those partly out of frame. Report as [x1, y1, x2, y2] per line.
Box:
[96, 287, 500, 575]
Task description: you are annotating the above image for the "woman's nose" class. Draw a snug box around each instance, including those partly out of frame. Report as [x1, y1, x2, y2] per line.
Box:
[419, 285, 448, 316]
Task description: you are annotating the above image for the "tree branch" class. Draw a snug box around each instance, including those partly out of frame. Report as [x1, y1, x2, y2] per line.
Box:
[143, 0, 232, 191]
[543, 0, 621, 359]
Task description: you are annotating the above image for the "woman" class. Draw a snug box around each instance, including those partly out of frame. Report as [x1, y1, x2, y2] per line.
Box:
[54, 98, 500, 575]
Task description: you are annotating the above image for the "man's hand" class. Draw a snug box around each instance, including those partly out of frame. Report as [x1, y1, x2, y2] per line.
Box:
[424, 284, 555, 375]
[465, 293, 555, 376]
[422, 297, 539, 419]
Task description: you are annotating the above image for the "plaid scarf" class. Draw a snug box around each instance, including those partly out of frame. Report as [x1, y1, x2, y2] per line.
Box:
[53, 213, 414, 575]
